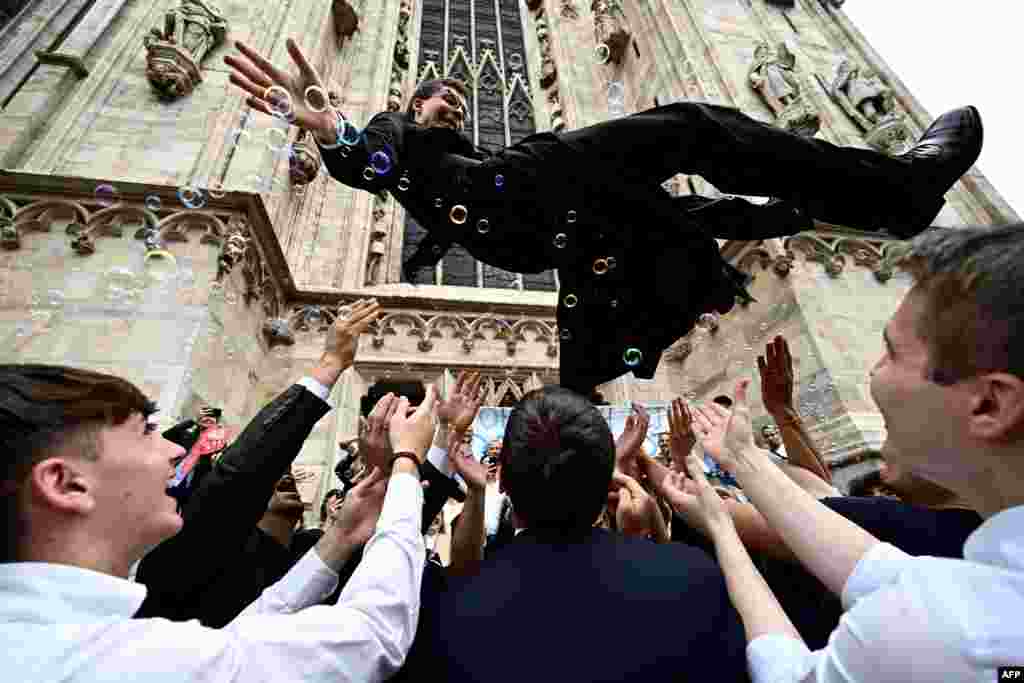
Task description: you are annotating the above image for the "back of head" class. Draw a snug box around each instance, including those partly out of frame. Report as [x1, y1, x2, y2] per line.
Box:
[0, 364, 154, 561]
[500, 386, 614, 536]
[895, 223, 1024, 385]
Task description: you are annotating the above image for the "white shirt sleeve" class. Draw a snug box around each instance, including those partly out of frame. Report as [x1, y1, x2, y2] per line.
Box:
[296, 377, 334, 407]
[426, 444, 454, 478]
[217, 472, 425, 683]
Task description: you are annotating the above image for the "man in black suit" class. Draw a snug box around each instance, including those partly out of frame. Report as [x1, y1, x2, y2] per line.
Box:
[225, 38, 982, 395]
[134, 299, 464, 625]
[397, 384, 751, 683]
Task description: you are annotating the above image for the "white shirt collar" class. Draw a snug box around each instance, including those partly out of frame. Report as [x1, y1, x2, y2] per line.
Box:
[962, 504, 1024, 572]
[0, 562, 147, 624]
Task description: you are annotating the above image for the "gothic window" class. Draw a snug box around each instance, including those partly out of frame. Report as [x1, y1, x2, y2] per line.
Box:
[402, 0, 557, 293]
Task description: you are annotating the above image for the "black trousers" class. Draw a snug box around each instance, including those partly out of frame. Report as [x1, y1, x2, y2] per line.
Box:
[560, 102, 926, 234]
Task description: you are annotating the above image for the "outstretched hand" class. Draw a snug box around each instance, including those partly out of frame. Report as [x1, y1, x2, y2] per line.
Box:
[324, 466, 388, 546]
[445, 430, 488, 492]
[615, 403, 650, 479]
[691, 380, 759, 475]
[225, 38, 338, 143]
[758, 335, 795, 416]
[360, 393, 400, 470]
[388, 386, 439, 460]
[437, 371, 484, 433]
[610, 471, 659, 539]
[323, 298, 380, 369]
[668, 397, 697, 470]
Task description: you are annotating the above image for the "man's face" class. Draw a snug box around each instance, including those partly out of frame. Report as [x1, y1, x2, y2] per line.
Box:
[761, 425, 781, 450]
[414, 86, 469, 132]
[869, 287, 976, 486]
[268, 472, 305, 518]
[83, 415, 185, 557]
[657, 433, 671, 456]
[484, 441, 502, 482]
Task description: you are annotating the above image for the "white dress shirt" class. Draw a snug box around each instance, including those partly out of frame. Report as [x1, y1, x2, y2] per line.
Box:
[747, 504, 1024, 682]
[0, 473, 425, 683]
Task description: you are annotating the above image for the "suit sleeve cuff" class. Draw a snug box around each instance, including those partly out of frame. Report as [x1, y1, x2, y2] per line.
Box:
[296, 377, 334, 407]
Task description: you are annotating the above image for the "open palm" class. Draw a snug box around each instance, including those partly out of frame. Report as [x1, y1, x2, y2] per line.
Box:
[225, 38, 338, 141]
[438, 371, 484, 433]
[692, 380, 757, 474]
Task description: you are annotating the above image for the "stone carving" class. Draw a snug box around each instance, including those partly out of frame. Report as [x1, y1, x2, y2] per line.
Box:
[216, 219, 249, 281]
[773, 251, 795, 277]
[592, 0, 631, 66]
[288, 130, 321, 186]
[144, 0, 228, 100]
[332, 0, 358, 41]
[262, 317, 295, 347]
[368, 310, 558, 358]
[387, 72, 403, 112]
[535, 18, 557, 89]
[547, 90, 565, 132]
[560, 0, 580, 20]
[784, 232, 904, 281]
[828, 58, 910, 154]
[365, 193, 389, 286]
[748, 42, 820, 137]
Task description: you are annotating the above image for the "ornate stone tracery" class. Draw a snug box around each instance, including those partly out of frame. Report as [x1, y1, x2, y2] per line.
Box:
[144, 0, 228, 100]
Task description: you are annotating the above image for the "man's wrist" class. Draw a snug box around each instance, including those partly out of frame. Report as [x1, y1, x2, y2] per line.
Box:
[315, 531, 360, 571]
[310, 353, 345, 388]
[392, 457, 422, 477]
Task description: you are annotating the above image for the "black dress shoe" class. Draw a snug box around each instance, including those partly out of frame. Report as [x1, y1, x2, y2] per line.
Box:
[894, 106, 983, 225]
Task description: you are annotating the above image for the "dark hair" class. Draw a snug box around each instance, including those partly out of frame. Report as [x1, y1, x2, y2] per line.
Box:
[712, 395, 733, 408]
[361, 380, 425, 417]
[321, 488, 344, 521]
[500, 385, 614, 535]
[894, 224, 1024, 384]
[404, 78, 470, 122]
[1, 365, 156, 560]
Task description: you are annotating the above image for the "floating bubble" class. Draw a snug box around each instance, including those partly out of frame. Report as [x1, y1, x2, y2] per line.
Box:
[178, 186, 206, 209]
[595, 43, 611, 64]
[592, 258, 609, 275]
[559, 329, 572, 341]
[266, 127, 290, 152]
[245, 173, 265, 191]
[476, 218, 490, 234]
[95, 184, 120, 207]
[47, 289, 65, 306]
[553, 233, 568, 249]
[338, 119, 361, 146]
[623, 347, 643, 367]
[370, 150, 392, 175]
[434, 197, 443, 209]
[144, 195, 162, 212]
[696, 313, 717, 329]
[397, 175, 411, 191]
[566, 209, 577, 224]
[610, 299, 618, 308]
[564, 293, 579, 308]
[208, 181, 226, 199]
[606, 256, 617, 270]
[304, 85, 329, 112]
[306, 307, 322, 326]
[362, 166, 375, 181]
[495, 174, 505, 189]
[265, 85, 294, 119]
[449, 205, 468, 224]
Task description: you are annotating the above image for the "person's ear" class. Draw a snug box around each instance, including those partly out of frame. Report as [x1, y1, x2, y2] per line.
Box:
[967, 373, 1024, 442]
[30, 458, 96, 515]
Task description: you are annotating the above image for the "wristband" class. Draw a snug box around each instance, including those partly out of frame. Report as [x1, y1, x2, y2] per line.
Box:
[389, 452, 422, 472]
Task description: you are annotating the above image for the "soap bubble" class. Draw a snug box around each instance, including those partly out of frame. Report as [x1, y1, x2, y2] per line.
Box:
[178, 186, 206, 209]
[563, 294, 578, 308]
[208, 181, 226, 199]
[449, 205, 468, 225]
[476, 218, 490, 234]
[494, 174, 505, 190]
[397, 175, 411, 191]
[623, 347, 643, 367]
[606, 256, 617, 270]
[306, 307, 323, 326]
[592, 258, 609, 275]
[370, 150, 392, 175]
[553, 233, 568, 249]
[304, 85, 329, 113]
[144, 195, 162, 212]
[559, 329, 571, 341]
[595, 43, 611, 64]
[95, 184, 120, 207]
[225, 127, 252, 147]
[566, 209, 577, 224]
[338, 120, 361, 146]
[265, 86, 294, 119]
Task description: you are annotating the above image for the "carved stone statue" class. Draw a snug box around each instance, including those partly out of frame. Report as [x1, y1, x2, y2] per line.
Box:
[536, 19, 557, 89]
[829, 58, 910, 154]
[387, 71, 404, 112]
[333, 0, 358, 41]
[144, 0, 228, 100]
[288, 130, 321, 186]
[592, 0, 631, 65]
[748, 42, 820, 137]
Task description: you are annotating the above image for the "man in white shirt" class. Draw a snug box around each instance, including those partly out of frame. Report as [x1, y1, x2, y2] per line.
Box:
[678, 223, 1024, 682]
[0, 297, 444, 683]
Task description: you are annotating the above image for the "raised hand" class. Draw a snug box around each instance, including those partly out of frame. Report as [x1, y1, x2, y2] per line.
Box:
[445, 430, 488, 492]
[437, 371, 484, 433]
[323, 298, 381, 369]
[691, 380, 760, 475]
[224, 38, 338, 144]
[360, 393, 400, 470]
[615, 403, 650, 479]
[388, 386, 439, 461]
[758, 335, 796, 417]
[324, 466, 388, 546]
[611, 471, 659, 539]
[668, 397, 697, 470]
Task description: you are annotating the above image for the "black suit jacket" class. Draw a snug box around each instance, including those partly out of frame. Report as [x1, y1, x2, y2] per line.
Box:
[137, 382, 461, 624]
[400, 528, 751, 683]
[319, 112, 802, 394]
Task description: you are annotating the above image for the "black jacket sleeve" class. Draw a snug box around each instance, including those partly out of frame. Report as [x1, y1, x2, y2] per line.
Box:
[135, 384, 331, 619]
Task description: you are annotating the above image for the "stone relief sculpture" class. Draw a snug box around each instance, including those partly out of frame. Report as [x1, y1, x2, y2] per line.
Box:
[748, 42, 821, 137]
[592, 0, 631, 65]
[536, 18, 557, 89]
[144, 0, 228, 100]
[828, 58, 910, 154]
[288, 130, 321, 186]
[560, 0, 580, 20]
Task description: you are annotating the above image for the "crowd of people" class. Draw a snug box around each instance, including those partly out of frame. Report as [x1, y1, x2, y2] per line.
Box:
[2, 221, 1023, 682]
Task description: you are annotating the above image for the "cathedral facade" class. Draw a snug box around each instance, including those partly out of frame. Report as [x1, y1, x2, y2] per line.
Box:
[1, 0, 1017, 521]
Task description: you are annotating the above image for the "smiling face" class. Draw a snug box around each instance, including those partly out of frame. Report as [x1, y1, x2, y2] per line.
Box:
[413, 85, 469, 132]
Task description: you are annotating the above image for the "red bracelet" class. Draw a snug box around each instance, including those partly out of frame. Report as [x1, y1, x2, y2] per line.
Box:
[389, 452, 421, 471]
